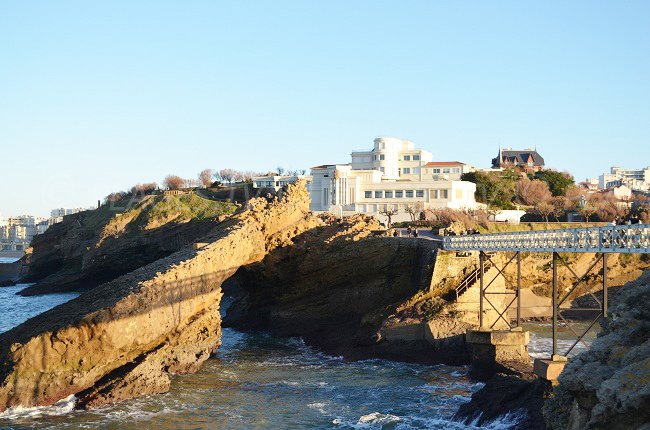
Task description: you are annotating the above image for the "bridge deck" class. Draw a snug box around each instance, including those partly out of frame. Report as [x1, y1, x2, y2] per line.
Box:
[443, 224, 650, 253]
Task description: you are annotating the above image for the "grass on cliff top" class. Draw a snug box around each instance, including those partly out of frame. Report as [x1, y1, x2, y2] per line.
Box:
[133, 193, 237, 229]
[97, 191, 237, 237]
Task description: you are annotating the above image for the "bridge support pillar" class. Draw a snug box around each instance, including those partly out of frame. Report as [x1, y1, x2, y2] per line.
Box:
[465, 328, 530, 377]
[533, 356, 568, 385]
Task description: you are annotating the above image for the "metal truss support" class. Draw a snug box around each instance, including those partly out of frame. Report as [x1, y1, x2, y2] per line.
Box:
[551, 252, 610, 358]
[477, 251, 519, 330]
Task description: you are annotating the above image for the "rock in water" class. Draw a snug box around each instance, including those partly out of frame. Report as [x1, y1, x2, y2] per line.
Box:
[543, 270, 650, 430]
[0, 182, 313, 412]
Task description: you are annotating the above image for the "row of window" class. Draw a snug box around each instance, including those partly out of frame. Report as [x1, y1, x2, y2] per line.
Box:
[430, 167, 461, 174]
[373, 154, 422, 161]
[363, 189, 449, 199]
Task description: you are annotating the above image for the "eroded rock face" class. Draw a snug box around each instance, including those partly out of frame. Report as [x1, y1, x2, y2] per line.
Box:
[0, 182, 312, 412]
[543, 270, 650, 430]
[225, 214, 441, 359]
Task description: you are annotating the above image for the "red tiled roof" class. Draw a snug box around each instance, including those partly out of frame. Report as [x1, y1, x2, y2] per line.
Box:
[424, 161, 465, 167]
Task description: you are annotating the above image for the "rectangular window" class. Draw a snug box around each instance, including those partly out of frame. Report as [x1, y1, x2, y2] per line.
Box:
[364, 191, 372, 198]
[385, 190, 393, 198]
[414, 167, 420, 174]
[405, 190, 414, 198]
[396, 190, 404, 198]
[403, 168, 411, 174]
[443, 168, 451, 173]
[416, 190, 424, 198]
[430, 189, 439, 199]
[413, 155, 420, 161]
[441, 190, 449, 199]
[452, 167, 460, 173]
[380, 154, 385, 160]
[374, 191, 383, 198]
[403, 155, 411, 161]
[433, 168, 441, 173]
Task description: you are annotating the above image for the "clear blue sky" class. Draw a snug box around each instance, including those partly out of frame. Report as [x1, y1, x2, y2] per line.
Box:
[1, 1, 648, 217]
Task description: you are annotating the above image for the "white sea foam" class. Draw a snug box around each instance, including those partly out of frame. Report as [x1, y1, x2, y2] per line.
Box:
[0, 395, 77, 420]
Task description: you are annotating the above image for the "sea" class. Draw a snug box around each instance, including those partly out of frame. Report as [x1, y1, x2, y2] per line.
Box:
[0, 259, 595, 430]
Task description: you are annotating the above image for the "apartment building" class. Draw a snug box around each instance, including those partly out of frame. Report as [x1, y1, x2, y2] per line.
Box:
[309, 137, 478, 221]
[252, 175, 313, 192]
[598, 166, 650, 192]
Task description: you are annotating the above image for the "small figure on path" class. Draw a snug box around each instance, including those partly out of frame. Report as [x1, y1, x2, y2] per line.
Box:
[413, 228, 419, 238]
[393, 229, 399, 237]
[407, 226, 412, 237]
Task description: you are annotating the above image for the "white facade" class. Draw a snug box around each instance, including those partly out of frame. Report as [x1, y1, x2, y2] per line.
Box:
[599, 166, 650, 192]
[310, 137, 479, 221]
[252, 175, 313, 192]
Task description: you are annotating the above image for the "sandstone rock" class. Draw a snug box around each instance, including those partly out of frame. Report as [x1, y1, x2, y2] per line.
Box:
[0, 181, 311, 412]
[543, 270, 650, 430]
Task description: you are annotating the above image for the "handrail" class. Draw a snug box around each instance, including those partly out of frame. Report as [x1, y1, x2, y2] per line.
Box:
[443, 224, 650, 254]
[455, 259, 493, 300]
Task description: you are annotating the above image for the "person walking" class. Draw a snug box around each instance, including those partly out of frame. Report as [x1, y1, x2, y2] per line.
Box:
[393, 229, 399, 238]
[413, 228, 419, 238]
[407, 226, 412, 238]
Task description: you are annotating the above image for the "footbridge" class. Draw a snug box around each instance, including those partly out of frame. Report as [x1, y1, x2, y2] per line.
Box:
[442, 224, 650, 380]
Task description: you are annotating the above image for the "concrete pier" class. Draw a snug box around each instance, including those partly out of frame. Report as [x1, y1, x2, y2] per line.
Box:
[533, 356, 567, 384]
[466, 328, 530, 376]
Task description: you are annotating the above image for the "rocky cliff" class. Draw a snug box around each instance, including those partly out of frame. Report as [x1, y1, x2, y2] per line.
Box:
[18, 192, 237, 295]
[543, 269, 650, 430]
[0, 182, 313, 412]
[225, 214, 449, 361]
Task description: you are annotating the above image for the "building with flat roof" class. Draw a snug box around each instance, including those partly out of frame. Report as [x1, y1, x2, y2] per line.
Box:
[309, 137, 479, 222]
[598, 166, 650, 192]
[252, 175, 313, 192]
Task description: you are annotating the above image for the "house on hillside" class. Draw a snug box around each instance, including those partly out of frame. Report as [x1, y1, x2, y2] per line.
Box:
[492, 146, 545, 173]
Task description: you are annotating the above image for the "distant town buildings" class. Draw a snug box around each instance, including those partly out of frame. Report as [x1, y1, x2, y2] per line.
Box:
[308, 137, 479, 222]
[597, 166, 650, 192]
[0, 207, 92, 255]
[252, 175, 313, 192]
[492, 147, 545, 172]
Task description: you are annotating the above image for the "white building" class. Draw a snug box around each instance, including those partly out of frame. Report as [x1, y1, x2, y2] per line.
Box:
[309, 137, 479, 222]
[599, 166, 650, 192]
[252, 175, 313, 192]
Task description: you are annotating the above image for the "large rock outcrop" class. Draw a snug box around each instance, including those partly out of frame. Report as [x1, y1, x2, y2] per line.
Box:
[18, 192, 238, 296]
[225, 214, 442, 360]
[0, 182, 313, 412]
[543, 270, 650, 430]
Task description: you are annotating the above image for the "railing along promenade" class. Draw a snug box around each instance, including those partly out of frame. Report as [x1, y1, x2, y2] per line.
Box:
[443, 223, 650, 254]
[441, 224, 650, 359]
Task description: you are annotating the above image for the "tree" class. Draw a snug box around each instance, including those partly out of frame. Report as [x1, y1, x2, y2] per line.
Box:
[579, 195, 601, 222]
[551, 196, 567, 221]
[462, 171, 517, 209]
[130, 182, 158, 195]
[516, 177, 552, 206]
[536, 200, 554, 222]
[198, 169, 214, 187]
[164, 175, 185, 190]
[276, 166, 285, 175]
[405, 202, 424, 222]
[535, 170, 575, 197]
[379, 207, 398, 227]
[218, 169, 237, 184]
[298, 169, 306, 176]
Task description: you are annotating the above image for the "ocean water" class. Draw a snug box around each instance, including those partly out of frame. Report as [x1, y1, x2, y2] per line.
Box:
[0, 258, 20, 264]
[0, 287, 597, 430]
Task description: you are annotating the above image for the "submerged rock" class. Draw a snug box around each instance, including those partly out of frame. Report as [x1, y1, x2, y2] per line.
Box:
[543, 270, 650, 430]
[0, 182, 313, 412]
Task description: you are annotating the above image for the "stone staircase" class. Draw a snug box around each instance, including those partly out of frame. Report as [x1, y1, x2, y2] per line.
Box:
[450, 265, 512, 329]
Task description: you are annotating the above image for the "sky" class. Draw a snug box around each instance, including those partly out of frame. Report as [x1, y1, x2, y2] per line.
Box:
[1, 1, 649, 217]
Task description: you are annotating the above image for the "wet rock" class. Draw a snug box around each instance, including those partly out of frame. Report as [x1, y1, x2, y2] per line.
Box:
[454, 373, 550, 430]
[543, 270, 650, 430]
